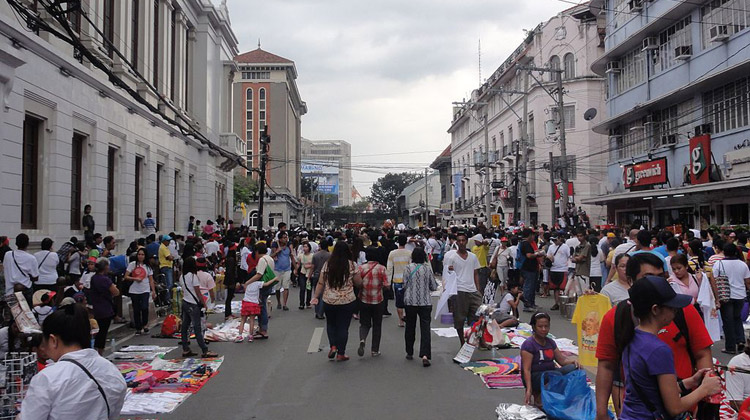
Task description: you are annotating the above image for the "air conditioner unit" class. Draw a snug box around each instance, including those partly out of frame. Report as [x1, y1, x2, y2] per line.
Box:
[642, 37, 658, 51]
[674, 46, 692, 60]
[629, 0, 644, 12]
[694, 123, 713, 136]
[605, 61, 622, 73]
[661, 134, 677, 146]
[709, 25, 730, 42]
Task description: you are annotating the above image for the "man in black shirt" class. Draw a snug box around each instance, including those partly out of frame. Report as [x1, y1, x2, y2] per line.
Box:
[519, 228, 544, 312]
[82, 204, 95, 244]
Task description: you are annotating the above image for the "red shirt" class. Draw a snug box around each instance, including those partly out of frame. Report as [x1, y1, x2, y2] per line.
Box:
[596, 304, 713, 379]
[246, 253, 259, 273]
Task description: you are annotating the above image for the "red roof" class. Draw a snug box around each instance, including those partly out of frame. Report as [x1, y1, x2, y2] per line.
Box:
[234, 48, 293, 64]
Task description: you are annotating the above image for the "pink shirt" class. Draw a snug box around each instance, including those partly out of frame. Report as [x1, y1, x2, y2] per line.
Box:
[668, 274, 700, 304]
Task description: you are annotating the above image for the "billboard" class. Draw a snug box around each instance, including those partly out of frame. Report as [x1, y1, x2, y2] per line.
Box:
[623, 158, 668, 189]
[453, 173, 462, 199]
[302, 160, 340, 205]
[689, 135, 711, 185]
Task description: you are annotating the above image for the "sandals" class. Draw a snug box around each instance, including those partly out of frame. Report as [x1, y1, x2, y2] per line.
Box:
[182, 350, 197, 357]
[202, 351, 219, 358]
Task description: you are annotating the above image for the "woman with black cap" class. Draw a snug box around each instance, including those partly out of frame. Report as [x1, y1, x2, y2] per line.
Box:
[616, 275, 721, 419]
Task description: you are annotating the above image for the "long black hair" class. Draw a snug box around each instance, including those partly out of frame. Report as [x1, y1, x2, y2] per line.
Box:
[688, 239, 705, 269]
[587, 235, 599, 258]
[42, 303, 91, 349]
[350, 237, 365, 262]
[325, 241, 352, 290]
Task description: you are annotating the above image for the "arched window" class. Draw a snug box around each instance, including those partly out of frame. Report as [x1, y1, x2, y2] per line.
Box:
[564, 53, 575, 79]
[549, 55, 560, 81]
[259, 88, 267, 131]
[245, 88, 253, 161]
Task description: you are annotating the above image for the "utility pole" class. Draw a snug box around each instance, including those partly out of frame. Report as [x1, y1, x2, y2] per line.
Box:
[483, 113, 491, 226]
[512, 139, 521, 226]
[257, 126, 270, 230]
[520, 70, 529, 224]
[549, 151, 557, 227]
[556, 71, 569, 217]
[424, 167, 429, 227]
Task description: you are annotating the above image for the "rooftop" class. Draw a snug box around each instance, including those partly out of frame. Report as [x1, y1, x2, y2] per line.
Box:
[235, 48, 294, 65]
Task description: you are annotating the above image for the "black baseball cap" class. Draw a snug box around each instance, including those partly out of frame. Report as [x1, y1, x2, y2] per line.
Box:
[629, 275, 692, 308]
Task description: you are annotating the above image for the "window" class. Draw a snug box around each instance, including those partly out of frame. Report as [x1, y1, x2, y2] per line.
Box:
[242, 71, 270, 79]
[563, 53, 575, 79]
[170, 8, 176, 101]
[701, 0, 750, 48]
[70, 134, 84, 230]
[174, 170, 179, 231]
[134, 156, 142, 230]
[184, 27, 190, 110]
[156, 163, 162, 231]
[703, 76, 750, 133]
[563, 105, 575, 130]
[529, 159, 536, 194]
[68, 3, 81, 33]
[107, 147, 116, 231]
[612, 0, 633, 29]
[652, 100, 695, 145]
[616, 47, 646, 95]
[549, 55, 560, 81]
[653, 17, 692, 74]
[528, 113, 535, 146]
[259, 88, 266, 131]
[552, 155, 577, 180]
[21, 115, 41, 229]
[245, 88, 253, 153]
[508, 125, 513, 143]
[131, 0, 139, 65]
[103, 0, 115, 58]
[153, 0, 160, 86]
[728, 203, 749, 224]
[610, 120, 650, 160]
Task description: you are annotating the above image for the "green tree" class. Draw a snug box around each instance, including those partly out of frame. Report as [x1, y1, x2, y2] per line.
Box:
[233, 173, 259, 206]
[369, 172, 423, 215]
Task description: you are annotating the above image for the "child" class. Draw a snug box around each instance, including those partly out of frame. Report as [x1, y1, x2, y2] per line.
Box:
[32, 290, 56, 324]
[236, 273, 276, 343]
[492, 281, 522, 327]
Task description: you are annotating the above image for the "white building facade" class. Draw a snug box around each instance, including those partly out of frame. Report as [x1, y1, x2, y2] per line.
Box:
[0, 0, 240, 247]
[583, 0, 750, 230]
[448, 4, 608, 227]
[398, 172, 442, 228]
[301, 138, 353, 207]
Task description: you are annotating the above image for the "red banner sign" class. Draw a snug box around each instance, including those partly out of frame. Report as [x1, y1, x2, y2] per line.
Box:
[623, 158, 668, 189]
[689, 134, 711, 185]
[498, 189, 511, 199]
[554, 182, 574, 201]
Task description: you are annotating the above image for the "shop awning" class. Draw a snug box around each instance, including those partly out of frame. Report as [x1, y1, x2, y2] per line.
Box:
[581, 177, 750, 206]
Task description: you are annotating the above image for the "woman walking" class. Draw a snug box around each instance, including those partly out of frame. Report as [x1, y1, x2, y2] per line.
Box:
[402, 248, 438, 366]
[711, 243, 750, 354]
[124, 249, 155, 335]
[89, 258, 119, 355]
[356, 249, 389, 357]
[223, 247, 238, 320]
[179, 258, 218, 358]
[297, 242, 314, 310]
[310, 241, 362, 361]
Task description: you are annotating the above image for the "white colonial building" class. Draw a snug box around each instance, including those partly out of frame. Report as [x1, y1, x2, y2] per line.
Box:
[447, 3, 608, 227]
[0, 0, 241, 247]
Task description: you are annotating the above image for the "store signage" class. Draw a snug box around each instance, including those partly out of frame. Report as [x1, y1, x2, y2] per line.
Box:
[623, 158, 668, 189]
[498, 189, 511, 199]
[490, 213, 501, 227]
[689, 134, 711, 185]
[554, 182, 574, 201]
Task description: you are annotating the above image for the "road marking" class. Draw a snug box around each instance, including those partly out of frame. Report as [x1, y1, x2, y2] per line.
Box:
[307, 327, 324, 353]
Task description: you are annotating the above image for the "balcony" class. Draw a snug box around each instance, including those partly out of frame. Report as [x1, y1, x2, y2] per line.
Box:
[219, 133, 245, 156]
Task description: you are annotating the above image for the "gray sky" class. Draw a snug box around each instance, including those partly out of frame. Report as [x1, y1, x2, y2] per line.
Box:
[226, 0, 573, 198]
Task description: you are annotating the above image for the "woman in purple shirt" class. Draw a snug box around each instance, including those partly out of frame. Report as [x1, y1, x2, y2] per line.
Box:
[616, 275, 720, 419]
[521, 311, 580, 407]
[89, 258, 120, 355]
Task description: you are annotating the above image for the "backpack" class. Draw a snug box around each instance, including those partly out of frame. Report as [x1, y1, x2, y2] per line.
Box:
[108, 255, 129, 276]
[515, 246, 526, 270]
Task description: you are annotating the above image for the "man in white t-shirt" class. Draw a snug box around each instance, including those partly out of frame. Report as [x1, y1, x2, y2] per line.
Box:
[564, 233, 579, 279]
[3, 234, 39, 305]
[34, 238, 59, 292]
[546, 235, 571, 310]
[727, 342, 750, 410]
[444, 232, 481, 346]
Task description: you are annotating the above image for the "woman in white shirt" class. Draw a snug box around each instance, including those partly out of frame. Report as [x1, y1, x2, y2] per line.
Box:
[490, 238, 513, 297]
[20, 303, 127, 420]
[34, 238, 60, 292]
[179, 258, 218, 358]
[124, 248, 155, 335]
[711, 243, 750, 354]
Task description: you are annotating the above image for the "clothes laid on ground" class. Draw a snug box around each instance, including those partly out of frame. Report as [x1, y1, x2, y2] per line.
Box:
[570, 293, 611, 367]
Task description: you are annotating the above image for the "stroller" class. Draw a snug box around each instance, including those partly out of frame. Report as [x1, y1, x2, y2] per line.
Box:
[152, 273, 171, 317]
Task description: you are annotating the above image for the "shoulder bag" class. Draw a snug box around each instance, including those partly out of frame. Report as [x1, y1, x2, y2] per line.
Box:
[181, 274, 204, 316]
[545, 244, 561, 269]
[714, 260, 731, 303]
[61, 359, 111, 418]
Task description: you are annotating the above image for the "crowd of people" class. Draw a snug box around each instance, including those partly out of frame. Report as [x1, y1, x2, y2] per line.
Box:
[3, 210, 750, 418]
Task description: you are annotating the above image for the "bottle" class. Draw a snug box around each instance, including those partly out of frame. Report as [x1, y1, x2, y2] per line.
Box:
[110, 338, 116, 353]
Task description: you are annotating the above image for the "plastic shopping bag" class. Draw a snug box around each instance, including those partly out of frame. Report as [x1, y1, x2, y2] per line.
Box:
[541, 369, 597, 420]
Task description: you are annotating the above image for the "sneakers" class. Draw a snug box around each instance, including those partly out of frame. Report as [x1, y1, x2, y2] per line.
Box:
[247, 335, 254, 343]
[550, 304, 560, 311]
[234, 336, 243, 343]
[371, 351, 381, 357]
[277, 304, 282, 310]
[336, 355, 350, 362]
[134, 330, 143, 335]
[383, 311, 393, 317]
[422, 357, 431, 367]
[406, 354, 414, 360]
[143, 327, 150, 334]
[328, 346, 338, 359]
[523, 307, 535, 313]
[282, 306, 289, 311]
[357, 341, 365, 357]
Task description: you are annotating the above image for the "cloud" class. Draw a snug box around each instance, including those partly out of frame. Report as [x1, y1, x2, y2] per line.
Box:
[226, 0, 573, 196]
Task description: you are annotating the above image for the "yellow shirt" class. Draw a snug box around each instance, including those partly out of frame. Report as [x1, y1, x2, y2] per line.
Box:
[158, 243, 172, 268]
[571, 293, 611, 367]
[472, 245, 489, 268]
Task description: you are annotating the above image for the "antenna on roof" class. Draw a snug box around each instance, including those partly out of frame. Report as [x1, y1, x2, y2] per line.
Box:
[258, 38, 261, 49]
[478, 38, 482, 85]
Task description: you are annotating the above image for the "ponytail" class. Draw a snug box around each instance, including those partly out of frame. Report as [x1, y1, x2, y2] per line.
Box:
[613, 300, 635, 357]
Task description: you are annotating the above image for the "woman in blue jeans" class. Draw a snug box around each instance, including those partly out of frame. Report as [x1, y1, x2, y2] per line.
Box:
[179, 257, 218, 358]
[311, 242, 362, 361]
[124, 248, 156, 334]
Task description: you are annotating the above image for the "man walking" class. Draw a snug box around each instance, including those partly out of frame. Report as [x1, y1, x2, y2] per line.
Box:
[445, 232, 481, 346]
[519, 228, 544, 312]
[271, 231, 295, 311]
[310, 238, 332, 319]
[386, 235, 412, 327]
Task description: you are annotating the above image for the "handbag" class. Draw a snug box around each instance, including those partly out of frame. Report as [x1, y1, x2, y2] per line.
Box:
[714, 261, 731, 303]
[545, 244, 561, 269]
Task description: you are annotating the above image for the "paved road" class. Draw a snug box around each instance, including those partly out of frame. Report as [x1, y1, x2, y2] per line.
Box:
[117, 292, 734, 420]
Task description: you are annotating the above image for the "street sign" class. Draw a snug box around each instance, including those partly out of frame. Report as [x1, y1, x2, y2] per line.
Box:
[491, 181, 505, 189]
[623, 158, 668, 189]
[490, 213, 501, 227]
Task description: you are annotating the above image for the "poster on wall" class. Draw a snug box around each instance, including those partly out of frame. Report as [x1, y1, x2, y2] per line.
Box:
[554, 182, 574, 202]
[689, 134, 711, 185]
[623, 158, 668, 189]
